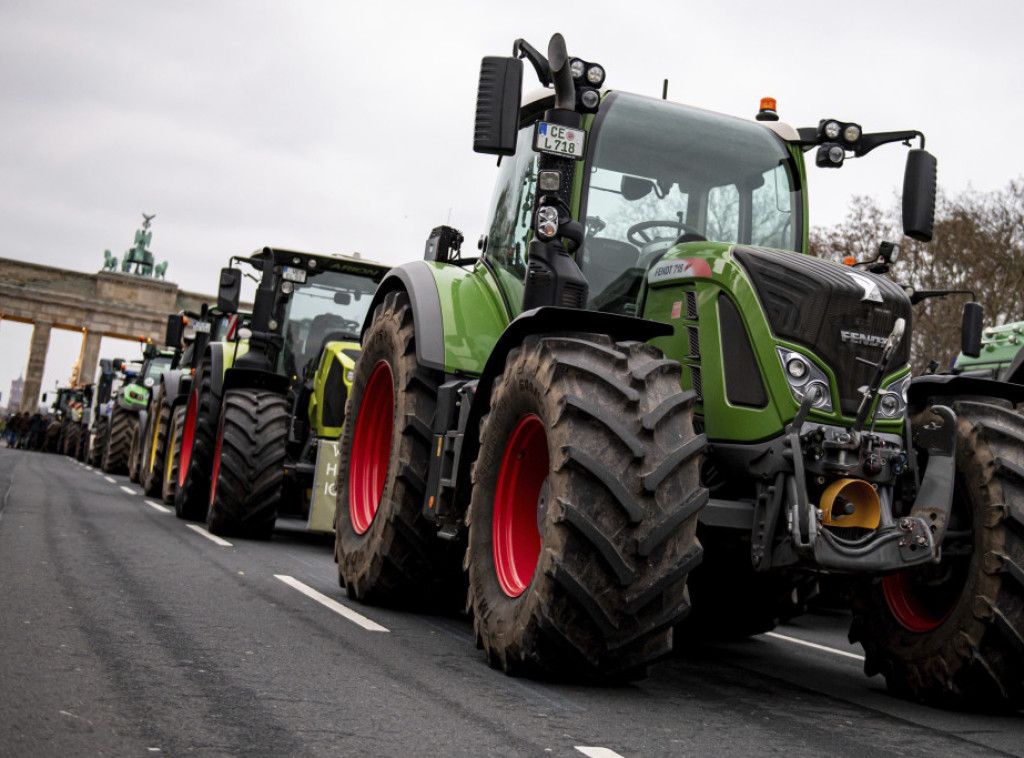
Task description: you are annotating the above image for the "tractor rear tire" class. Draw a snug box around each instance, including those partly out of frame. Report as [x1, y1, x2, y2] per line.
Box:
[466, 335, 706, 679]
[162, 405, 186, 505]
[335, 290, 462, 607]
[175, 361, 219, 521]
[849, 400, 1024, 709]
[141, 387, 172, 496]
[206, 389, 288, 539]
[88, 418, 109, 467]
[102, 406, 135, 475]
[63, 421, 82, 460]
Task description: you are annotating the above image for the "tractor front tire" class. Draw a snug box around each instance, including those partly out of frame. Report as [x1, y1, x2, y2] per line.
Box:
[162, 405, 186, 505]
[206, 389, 288, 539]
[141, 387, 172, 496]
[849, 399, 1024, 709]
[467, 335, 706, 679]
[335, 290, 462, 607]
[174, 361, 219, 521]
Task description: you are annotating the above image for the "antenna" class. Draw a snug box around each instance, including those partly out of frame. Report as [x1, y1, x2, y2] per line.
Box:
[662, 79, 668, 100]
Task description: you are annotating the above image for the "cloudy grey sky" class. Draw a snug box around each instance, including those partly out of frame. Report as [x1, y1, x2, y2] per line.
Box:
[2, 0, 1022, 410]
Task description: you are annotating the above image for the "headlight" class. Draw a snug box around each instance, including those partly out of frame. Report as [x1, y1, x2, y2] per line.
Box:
[536, 206, 559, 240]
[876, 374, 911, 420]
[143, 377, 155, 388]
[777, 347, 833, 412]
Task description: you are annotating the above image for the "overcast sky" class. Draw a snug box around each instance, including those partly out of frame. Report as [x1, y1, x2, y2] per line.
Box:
[2, 0, 1022, 411]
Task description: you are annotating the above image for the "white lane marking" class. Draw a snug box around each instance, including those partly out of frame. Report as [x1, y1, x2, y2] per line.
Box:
[765, 631, 864, 661]
[576, 748, 626, 758]
[185, 524, 233, 547]
[104, 476, 116, 483]
[119, 486, 136, 495]
[146, 499, 171, 513]
[275, 575, 389, 633]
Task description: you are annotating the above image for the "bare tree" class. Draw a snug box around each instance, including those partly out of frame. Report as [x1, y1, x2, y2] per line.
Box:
[810, 179, 1024, 373]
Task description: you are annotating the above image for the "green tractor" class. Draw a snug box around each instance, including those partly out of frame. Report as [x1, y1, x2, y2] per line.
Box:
[50, 385, 90, 459]
[954, 320, 1024, 383]
[174, 248, 388, 539]
[100, 344, 174, 476]
[137, 307, 243, 500]
[334, 34, 1023, 706]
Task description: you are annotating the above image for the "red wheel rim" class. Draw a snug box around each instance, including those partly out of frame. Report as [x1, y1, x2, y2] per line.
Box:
[493, 414, 548, 598]
[881, 570, 957, 633]
[179, 390, 198, 487]
[349, 361, 394, 535]
[209, 420, 224, 505]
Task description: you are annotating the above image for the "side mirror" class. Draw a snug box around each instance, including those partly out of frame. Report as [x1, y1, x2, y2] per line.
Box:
[218, 268, 242, 313]
[961, 301, 984, 358]
[165, 314, 185, 350]
[473, 56, 523, 156]
[902, 149, 937, 242]
[621, 175, 655, 201]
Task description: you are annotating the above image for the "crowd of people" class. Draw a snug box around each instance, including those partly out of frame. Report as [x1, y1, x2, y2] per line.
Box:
[1, 410, 62, 452]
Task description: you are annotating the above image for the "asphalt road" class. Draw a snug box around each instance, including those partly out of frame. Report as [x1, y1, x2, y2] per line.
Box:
[1, 447, 1021, 757]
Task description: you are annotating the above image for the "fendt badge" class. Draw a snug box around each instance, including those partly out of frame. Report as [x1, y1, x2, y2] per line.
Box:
[841, 330, 888, 348]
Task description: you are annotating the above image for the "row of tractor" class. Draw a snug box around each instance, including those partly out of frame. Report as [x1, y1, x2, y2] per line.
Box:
[56, 33, 1023, 711]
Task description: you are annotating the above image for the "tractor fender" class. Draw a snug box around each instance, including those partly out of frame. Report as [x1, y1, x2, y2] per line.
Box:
[160, 369, 187, 407]
[360, 262, 447, 371]
[222, 366, 291, 395]
[202, 340, 249, 399]
[909, 373, 1024, 411]
[451, 307, 675, 513]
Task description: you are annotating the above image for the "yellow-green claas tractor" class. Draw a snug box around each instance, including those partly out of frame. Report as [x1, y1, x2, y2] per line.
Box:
[173, 247, 388, 539]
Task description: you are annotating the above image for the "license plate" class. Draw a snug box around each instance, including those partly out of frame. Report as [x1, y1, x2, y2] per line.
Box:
[283, 266, 307, 283]
[193, 321, 211, 334]
[533, 122, 585, 160]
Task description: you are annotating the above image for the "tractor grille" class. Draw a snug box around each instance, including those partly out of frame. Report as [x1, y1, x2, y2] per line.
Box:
[733, 248, 912, 417]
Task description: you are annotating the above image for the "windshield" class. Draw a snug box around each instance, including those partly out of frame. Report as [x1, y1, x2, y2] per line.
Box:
[145, 356, 172, 380]
[581, 92, 801, 312]
[279, 268, 378, 380]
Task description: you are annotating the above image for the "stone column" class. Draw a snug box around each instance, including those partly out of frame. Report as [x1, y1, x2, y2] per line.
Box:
[20, 320, 51, 413]
[78, 329, 104, 386]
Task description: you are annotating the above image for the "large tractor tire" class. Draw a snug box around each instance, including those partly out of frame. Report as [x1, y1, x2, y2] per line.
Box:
[88, 417, 109, 467]
[849, 399, 1024, 709]
[175, 361, 219, 521]
[162, 405, 186, 505]
[206, 388, 288, 539]
[76, 423, 89, 461]
[466, 335, 706, 679]
[62, 420, 82, 460]
[127, 417, 143, 483]
[335, 290, 463, 607]
[102, 406, 135, 475]
[141, 387, 172, 496]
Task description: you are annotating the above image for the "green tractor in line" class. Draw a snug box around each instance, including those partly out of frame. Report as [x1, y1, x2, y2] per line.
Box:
[954, 320, 1024, 384]
[174, 248, 389, 538]
[85, 360, 118, 467]
[96, 343, 173, 477]
[50, 385, 90, 459]
[136, 307, 243, 501]
[333, 34, 1023, 707]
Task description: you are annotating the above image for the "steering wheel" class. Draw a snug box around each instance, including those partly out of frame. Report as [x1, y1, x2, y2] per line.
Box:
[626, 220, 705, 247]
